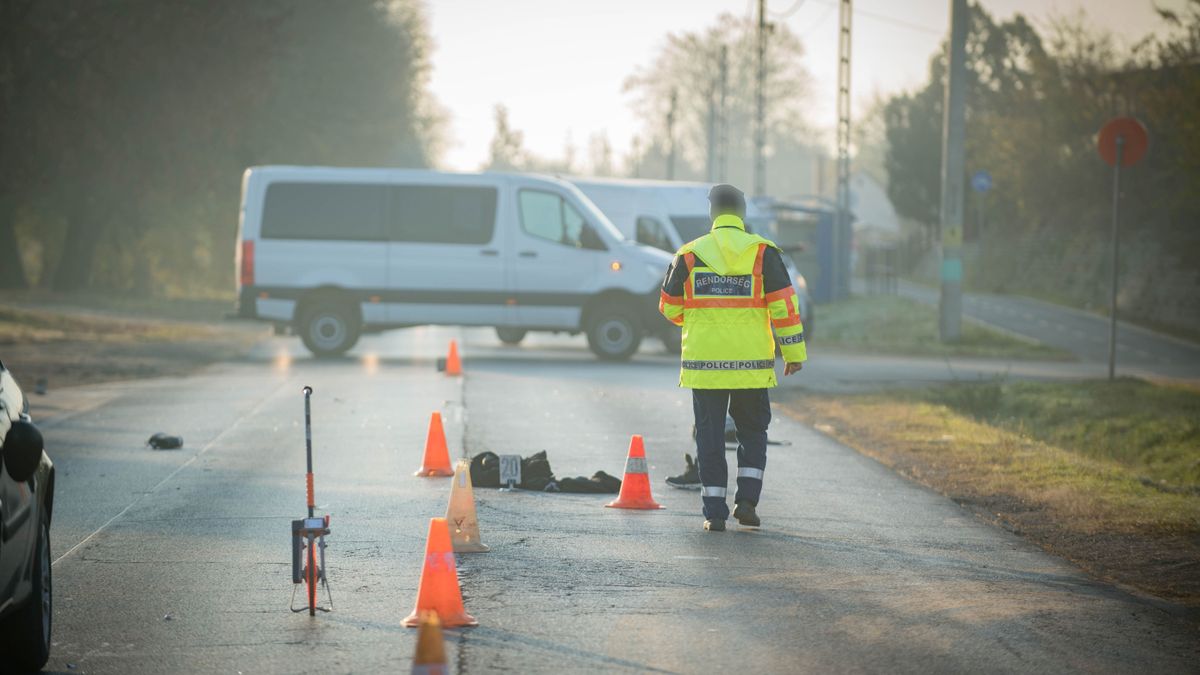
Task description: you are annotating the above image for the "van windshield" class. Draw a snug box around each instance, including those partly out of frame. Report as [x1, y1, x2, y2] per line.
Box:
[564, 184, 628, 242]
[669, 216, 711, 243]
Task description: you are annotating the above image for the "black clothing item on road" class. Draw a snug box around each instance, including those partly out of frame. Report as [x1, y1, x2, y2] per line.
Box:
[468, 451, 620, 493]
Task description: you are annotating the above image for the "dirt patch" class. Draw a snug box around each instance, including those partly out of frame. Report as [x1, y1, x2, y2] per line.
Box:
[0, 304, 266, 389]
[778, 390, 1200, 609]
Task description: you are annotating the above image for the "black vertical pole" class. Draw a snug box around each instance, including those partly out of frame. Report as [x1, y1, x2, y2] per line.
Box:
[303, 386, 314, 518]
[1107, 138, 1124, 381]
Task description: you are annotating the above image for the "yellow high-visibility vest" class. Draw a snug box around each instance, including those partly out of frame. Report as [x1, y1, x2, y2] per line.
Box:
[659, 214, 807, 389]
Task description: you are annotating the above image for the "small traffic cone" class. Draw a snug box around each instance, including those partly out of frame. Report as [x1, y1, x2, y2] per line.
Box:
[403, 517, 478, 628]
[411, 611, 448, 675]
[445, 340, 462, 376]
[415, 412, 454, 477]
[606, 434, 665, 510]
[447, 460, 489, 553]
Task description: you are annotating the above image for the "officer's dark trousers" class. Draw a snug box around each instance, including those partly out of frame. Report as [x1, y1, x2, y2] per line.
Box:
[692, 388, 771, 521]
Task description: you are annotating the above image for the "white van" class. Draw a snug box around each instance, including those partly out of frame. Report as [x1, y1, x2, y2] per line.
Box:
[235, 167, 676, 360]
[570, 177, 814, 333]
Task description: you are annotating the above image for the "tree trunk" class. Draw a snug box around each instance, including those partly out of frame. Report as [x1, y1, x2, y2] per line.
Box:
[0, 198, 28, 289]
[52, 211, 100, 291]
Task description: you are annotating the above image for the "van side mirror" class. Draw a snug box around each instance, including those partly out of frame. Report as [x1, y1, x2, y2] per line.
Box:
[580, 224, 607, 251]
[2, 421, 44, 482]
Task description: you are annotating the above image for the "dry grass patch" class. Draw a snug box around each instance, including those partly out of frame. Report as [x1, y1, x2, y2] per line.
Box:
[0, 304, 265, 388]
[779, 382, 1200, 606]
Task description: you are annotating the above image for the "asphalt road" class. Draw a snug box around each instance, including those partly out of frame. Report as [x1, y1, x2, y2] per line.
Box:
[31, 329, 1200, 673]
[893, 280, 1200, 383]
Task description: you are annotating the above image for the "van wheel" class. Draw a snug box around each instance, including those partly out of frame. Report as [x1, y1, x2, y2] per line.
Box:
[495, 327, 527, 345]
[0, 513, 51, 672]
[585, 304, 641, 361]
[299, 299, 361, 357]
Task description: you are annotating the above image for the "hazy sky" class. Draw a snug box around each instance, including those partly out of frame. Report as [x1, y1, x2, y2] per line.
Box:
[425, 0, 1181, 171]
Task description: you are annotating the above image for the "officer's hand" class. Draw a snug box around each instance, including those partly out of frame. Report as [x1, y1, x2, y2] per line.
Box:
[784, 361, 803, 376]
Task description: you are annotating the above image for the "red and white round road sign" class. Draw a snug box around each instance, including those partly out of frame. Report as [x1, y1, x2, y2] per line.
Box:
[1097, 117, 1149, 167]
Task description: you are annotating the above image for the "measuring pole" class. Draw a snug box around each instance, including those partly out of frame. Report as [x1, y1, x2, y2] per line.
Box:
[1107, 137, 1124, 381]
[938, 0, 968, 341]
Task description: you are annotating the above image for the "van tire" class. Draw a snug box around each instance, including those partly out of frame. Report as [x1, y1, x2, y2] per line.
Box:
[585, 304, 641, 361]
[659, 327, 682, 354]
[298, 297, 361, 357]
[0, 512, 51, 672]
[495, 327, 527, 345]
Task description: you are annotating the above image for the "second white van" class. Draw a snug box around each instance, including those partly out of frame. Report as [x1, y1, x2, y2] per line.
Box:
[570, 177, 814, 334]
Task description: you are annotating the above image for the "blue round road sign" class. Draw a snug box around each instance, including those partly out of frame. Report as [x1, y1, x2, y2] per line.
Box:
[971, 170, 992, 193]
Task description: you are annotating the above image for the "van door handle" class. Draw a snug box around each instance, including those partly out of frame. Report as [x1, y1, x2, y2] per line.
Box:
[480, 249, 499, 256]
[519, 251, 537, 258]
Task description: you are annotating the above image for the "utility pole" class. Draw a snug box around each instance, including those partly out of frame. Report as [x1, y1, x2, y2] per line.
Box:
[938, 0, 967, 341]
[754, 0, 767, 196]
[718, 45, 729, 183]
[834, 0, 852, 300]
[666, 89, 678, 180]
[706, 77, 717, 182]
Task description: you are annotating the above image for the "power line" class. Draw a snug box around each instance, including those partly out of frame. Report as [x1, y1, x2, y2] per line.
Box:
[770, 0, 808, 19]
[807, 0, 942, 36]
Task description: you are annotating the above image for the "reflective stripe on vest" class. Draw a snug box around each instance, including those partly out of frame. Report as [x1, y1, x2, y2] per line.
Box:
[778, 332, 805, 346]
[682, 360, 774, 371]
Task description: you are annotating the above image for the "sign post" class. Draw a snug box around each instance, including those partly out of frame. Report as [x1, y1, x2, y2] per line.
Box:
[1096, 117, 1148, 381]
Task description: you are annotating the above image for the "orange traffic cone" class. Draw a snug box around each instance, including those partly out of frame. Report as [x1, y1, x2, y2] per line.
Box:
[411, 611, 448, 675]
[403, 517, 478, 628]
[415, 412, 454, 477]
[447, 460, 490, 553]
[606, 434, 665, 510]
[445, 340, 462, 376]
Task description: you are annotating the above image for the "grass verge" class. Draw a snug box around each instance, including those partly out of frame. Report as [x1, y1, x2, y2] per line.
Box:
[815, 294, 1069, 360]
[0, 303, 266, 388]
[778, 379, 1200, 606]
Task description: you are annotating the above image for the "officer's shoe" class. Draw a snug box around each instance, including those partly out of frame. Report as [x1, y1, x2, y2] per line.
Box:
[703, 519, 726, 532]
[733, 501, 760, 527]
[666, 454, 701, 490]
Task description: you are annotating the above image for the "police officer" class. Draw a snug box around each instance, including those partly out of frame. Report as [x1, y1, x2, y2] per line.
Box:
[658, 184, 807, 531]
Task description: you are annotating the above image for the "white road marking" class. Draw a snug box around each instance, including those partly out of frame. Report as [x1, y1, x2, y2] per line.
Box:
[52, 379, 289, 567]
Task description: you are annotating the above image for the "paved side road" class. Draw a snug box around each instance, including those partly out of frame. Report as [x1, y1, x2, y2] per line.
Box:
[893, 280, 1200, 383]
[30, 329, 1200, 673]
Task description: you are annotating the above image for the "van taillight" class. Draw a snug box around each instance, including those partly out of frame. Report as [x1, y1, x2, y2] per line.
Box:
[240, 240, 255, 287]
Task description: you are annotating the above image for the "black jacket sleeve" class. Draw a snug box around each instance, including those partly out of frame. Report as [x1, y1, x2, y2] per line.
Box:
[761, 247, 793, 294]
[661, 255, 689, 297]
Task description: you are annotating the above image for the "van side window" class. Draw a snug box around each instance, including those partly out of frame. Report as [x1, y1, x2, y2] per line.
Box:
[262, 183, 387, 241]
[390, 185, 497, 244]
[636, 216, 673, 252]
[519, 190, 593, 248]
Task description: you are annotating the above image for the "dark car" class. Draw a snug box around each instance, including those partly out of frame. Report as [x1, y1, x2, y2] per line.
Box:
[0, 361, 54, 672]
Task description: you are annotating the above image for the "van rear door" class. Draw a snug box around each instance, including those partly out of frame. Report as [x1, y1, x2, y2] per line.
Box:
[385, 182, 509, 327]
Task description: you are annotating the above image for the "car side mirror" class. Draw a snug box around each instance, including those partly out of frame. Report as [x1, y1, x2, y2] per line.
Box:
[580, 224, 607, 251]
[2, 421, 44, 482]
